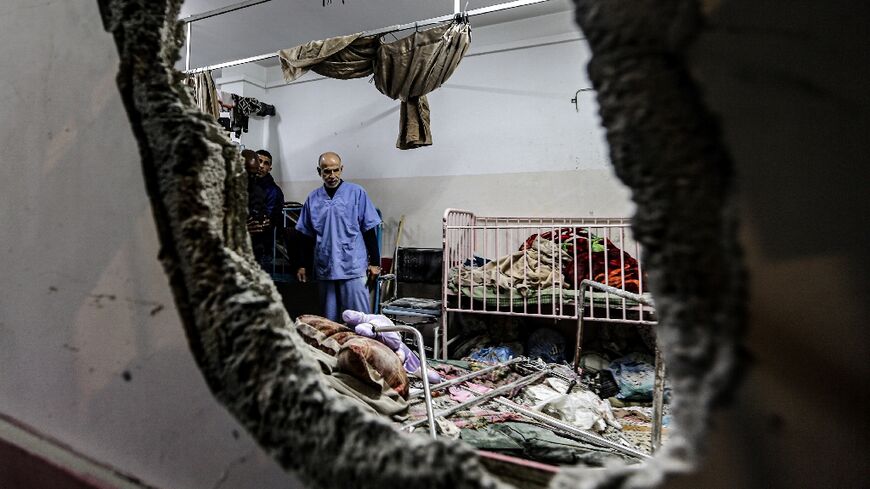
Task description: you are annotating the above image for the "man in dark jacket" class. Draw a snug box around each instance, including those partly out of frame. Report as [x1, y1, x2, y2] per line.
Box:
[247, 149, 285, 269]
[243, 149, 267, 222]
[255, 150, 285, 228]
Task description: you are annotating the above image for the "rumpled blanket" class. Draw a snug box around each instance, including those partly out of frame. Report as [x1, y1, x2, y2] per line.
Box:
[450, 236, 569, 296]
[299, 340, 409, 419]
[522, 228, 644, 293]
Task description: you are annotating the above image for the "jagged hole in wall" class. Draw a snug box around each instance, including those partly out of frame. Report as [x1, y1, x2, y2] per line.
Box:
[97, 0, 745, 488]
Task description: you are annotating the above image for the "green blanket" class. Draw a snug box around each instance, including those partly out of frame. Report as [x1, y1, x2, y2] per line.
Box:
[449, 285, 651, 310]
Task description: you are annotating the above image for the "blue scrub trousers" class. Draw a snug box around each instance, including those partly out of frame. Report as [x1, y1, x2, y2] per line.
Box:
[319, 276, 370, 322]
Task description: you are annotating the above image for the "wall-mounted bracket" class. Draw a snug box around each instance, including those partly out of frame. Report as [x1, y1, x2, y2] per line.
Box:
[571, 87, 594, 112]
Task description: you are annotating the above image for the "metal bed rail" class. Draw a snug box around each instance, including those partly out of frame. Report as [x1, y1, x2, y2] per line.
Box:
[403, 357, 658, 458]
[440, 208, 656, 360]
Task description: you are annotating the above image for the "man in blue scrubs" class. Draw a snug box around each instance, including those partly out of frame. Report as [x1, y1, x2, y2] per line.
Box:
[295, 152, 382, 321]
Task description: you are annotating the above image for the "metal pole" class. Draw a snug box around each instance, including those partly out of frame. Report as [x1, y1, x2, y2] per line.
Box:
[372, 325, 436, 439]
[185, 22, 191, 72]
[184, 0, 554, 74]
[403, 370, 547, 430]
[579, 279, 654, 307]
[493, 397, 652, 461]
[573, 312, 584, 372]
[180, 0, 274, 24]
[651, 345, 665, 451]
[410, 357, 524, 399]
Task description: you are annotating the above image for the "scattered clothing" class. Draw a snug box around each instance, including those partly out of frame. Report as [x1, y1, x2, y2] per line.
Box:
[447, 386, 475, 403]
[527, 328, 567, 364]
[608, 353, 655, 402]
[468, 345, 519, 364]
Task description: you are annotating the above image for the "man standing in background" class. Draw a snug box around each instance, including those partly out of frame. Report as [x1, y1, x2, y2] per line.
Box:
[255, 149, 285, 229]
[246, 149, 285, 269]
[295, 152, 381, 321]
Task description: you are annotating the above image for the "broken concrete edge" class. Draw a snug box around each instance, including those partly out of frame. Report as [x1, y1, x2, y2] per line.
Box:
[95, 0, 747, 488]
[97, 1, 504, 489]
[551, 0, 748, 487]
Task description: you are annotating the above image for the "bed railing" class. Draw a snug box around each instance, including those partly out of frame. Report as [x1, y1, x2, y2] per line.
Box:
[440, 208, 656, 356]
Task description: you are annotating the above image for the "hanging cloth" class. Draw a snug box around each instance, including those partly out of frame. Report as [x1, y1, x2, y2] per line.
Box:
[374, 21, 471, 149]
[278, 32, 378, 82]
[185, 71, 221, 120]
[275, 21, 470, 150]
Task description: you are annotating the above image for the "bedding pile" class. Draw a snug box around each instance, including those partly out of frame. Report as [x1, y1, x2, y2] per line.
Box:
[448, 236, 569, 296]
[521, 228, 644, 293]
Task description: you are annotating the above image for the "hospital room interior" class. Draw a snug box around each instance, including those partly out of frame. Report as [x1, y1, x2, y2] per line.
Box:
[2, 0, 865, 488]
[188, 0, 669, 475]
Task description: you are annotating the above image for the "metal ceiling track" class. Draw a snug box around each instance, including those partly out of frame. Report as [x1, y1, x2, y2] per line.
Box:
[180, 0, 275, 24]
[183, 0, 554, 74]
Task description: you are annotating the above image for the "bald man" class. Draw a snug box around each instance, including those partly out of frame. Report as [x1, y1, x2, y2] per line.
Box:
[295, 152, 382, 321]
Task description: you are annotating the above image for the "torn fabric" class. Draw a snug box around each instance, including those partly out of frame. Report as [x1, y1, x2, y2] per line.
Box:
[374, 22, 471, 149]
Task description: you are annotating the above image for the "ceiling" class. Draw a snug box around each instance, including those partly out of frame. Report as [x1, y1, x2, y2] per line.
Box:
[179, 0, 573, 70]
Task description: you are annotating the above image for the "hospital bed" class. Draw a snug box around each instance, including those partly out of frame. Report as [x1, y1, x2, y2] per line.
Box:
[441, 208, 665, 449]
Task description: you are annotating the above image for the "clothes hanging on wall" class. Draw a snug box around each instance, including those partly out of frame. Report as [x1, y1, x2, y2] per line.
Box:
[276, 21, 471, 150]
[185, 71, 221, 119]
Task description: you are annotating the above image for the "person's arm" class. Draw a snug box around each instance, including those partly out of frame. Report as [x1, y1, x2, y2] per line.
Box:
[263, 187, 280, 224]
[356, 187, 382, 278]
[363, 227, 380, 266]
[294, 200, 314, 283]
[363, 227, 381, 280]
[295, 233, 314, 282]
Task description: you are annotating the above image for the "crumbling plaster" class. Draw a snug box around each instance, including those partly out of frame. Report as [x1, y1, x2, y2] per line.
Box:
[96, 0, 745, 488]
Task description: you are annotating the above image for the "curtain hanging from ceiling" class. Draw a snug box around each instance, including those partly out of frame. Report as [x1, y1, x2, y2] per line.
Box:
[373, 22, 471, 149]
[278, 33, 378, 82]
[276, 21, 471, 150]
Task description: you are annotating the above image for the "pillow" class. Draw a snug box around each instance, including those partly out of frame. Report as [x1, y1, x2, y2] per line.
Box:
[295, 315, 353, 355]
[336, 337, 409, 399]
[297, 314, 351, 337]
[295, 321, 327, 348]
[319, 331, 359, 356]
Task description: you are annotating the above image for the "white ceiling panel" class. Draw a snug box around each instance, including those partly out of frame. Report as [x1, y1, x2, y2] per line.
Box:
[180, 0, 573, 70]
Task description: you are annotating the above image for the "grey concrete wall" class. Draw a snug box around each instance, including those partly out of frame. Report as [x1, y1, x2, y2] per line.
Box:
[0, 1, 301, 488]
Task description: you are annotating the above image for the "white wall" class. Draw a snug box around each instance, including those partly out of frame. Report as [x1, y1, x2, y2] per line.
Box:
[248, 11, 633, 251]
[0, 2, 301, 488]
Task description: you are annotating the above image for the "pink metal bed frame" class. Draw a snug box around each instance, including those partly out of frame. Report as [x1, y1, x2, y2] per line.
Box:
[440, 208, 665, 449]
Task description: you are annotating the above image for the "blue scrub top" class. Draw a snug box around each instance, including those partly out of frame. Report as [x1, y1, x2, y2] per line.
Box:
[296, 181, 382, 280]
